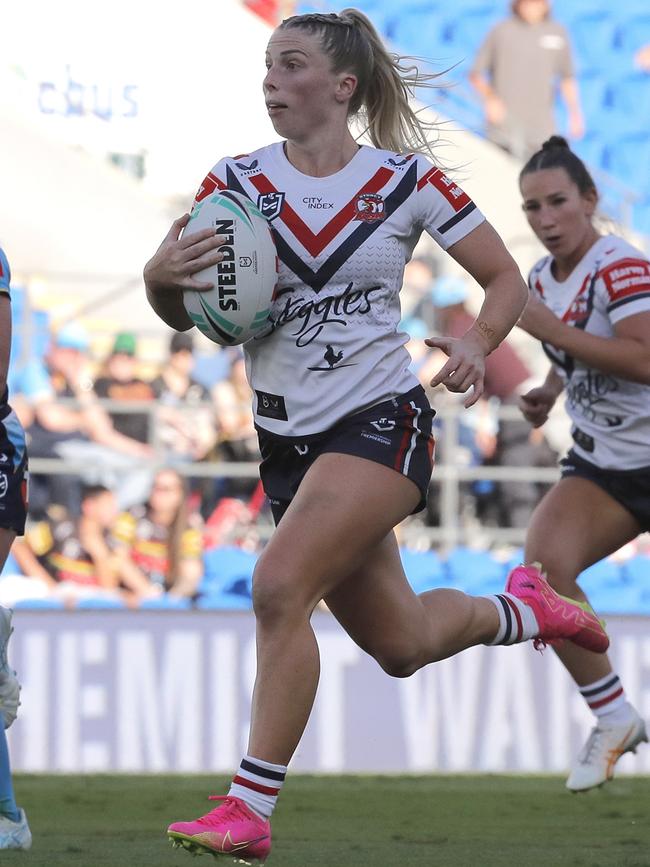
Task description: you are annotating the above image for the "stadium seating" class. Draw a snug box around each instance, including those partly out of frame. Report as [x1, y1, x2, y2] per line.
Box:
[292, 0, 650, 236]
[621, 555, 650, 587]
[139, 595, 193, 610]
[575, 73, 610, 125]
[389, 15, 451, 65]
[578, 557, 623, 595]
[199, 545, 256, 600]
[632, 198, 650, 236]
[76, 596, 127, 610]
[196, 590, 252, 610]
[12, 597, 65, 610]
[614, 13, 650, 57]
[572, 132, 608, 174]
[3, 545, 649, 613]
[400, 547, 446, 593]
[440, 6, 501, 59]
[605, 72, 650, 138]
[605, 132, 650, 196]
[445, 546, 506, 595]
[567, 10, 618, 72]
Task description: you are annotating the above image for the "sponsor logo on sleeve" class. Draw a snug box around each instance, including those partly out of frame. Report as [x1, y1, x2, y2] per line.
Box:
[601, 258, 650, 302]
[422, 168, 471, 212]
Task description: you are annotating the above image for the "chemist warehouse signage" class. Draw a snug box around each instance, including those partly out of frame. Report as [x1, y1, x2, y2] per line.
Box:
[7, 612, 650, 775]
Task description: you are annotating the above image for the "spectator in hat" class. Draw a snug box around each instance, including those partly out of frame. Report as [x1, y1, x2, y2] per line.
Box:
[93, 332, 156, 445]
[469, 0, 583, 158]
[13, 323, 153, 516]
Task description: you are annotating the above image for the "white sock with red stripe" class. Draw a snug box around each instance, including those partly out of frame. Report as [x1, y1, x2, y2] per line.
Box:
[228, 755, 287, 819]
[485, 593, 539, 645]
[579, 673, 635, 725]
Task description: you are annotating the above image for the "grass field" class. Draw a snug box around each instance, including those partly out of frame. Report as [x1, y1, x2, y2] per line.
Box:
[5, 774, 650, 867]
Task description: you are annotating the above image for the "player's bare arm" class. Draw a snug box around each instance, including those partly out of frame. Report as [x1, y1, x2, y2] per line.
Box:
[520, 298, 650, 385]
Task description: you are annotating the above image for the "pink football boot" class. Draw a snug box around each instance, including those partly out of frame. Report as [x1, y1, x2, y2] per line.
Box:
[168, 795, 271, 864]
[506, 563, 609, 653]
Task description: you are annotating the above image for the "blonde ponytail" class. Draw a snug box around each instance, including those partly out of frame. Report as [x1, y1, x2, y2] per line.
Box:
[280, 9, 443, 161]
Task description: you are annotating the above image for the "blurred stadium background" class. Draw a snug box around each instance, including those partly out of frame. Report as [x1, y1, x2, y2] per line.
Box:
[1, 2, 649, 850]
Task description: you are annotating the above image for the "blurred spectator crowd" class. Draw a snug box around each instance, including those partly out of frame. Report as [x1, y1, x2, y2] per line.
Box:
[3, 324, 266, 608]
[0, 250, 566, 611]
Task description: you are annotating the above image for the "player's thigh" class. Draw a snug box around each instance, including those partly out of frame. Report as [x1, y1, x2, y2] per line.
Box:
[525, 477, 640, 592]
[253, 452, 420, 615]
[324, 531, 426, 668]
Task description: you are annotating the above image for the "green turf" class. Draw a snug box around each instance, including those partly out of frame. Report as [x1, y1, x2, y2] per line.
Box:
[6, 774, 650, 866]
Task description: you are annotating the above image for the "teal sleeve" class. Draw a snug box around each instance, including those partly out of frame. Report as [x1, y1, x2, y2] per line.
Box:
[0, 249, 11, 297]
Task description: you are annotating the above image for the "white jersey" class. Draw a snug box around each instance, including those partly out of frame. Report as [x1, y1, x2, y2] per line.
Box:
[194, 142, 484, 436]
[529, 234, 650, 470]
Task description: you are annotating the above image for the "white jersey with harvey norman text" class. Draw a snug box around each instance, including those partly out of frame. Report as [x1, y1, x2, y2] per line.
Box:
[193, 142, 484, 437]
[529, 234, 650, 470]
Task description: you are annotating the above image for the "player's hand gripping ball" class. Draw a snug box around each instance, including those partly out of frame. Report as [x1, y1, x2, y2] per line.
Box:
[182, 190, 278, 346]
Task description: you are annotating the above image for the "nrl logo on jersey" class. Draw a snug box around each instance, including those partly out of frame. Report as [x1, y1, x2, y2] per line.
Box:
[257, 192, 285, 221]
[354, 193, 385, 222]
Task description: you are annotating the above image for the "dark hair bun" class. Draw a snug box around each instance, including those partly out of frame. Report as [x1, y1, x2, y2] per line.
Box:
[541, 135, 570, 152]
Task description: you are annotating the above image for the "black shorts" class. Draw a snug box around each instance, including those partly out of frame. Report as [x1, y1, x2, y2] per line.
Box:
[258, 385, 436, 525]
[560, 450, 650, 532]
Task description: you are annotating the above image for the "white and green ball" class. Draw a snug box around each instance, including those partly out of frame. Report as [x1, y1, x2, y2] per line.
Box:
[182, 190, 277, 346]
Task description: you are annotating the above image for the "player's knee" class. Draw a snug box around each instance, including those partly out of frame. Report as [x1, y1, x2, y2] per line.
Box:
[251, 565, 307, 627]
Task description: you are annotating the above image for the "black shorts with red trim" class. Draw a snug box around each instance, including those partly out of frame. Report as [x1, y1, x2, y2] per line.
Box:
[0, 406, 28, 535]
[560, 449, 650, 531]
[257, 385, 436, 525]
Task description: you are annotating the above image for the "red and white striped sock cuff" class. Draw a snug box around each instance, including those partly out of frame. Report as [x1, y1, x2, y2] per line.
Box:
[228, 755, 287, 819]
[579, 673, 626, 717]
[486, 593, 538, 645]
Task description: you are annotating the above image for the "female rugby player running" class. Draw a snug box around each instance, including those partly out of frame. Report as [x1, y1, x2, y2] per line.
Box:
[517, 136, 649, 792]
[144, 11, 608, 862]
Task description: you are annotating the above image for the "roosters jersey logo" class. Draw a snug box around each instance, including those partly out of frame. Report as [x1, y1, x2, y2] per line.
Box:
[354, 193, 385, 222]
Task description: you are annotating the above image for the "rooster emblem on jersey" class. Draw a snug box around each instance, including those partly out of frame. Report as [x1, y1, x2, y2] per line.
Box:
[307, 344, 355, 371]
[324, 345, 344, 368]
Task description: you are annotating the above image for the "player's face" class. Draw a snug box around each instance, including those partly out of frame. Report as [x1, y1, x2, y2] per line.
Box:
[263, 30, 349, 141]
[520, 167, 597, 260]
